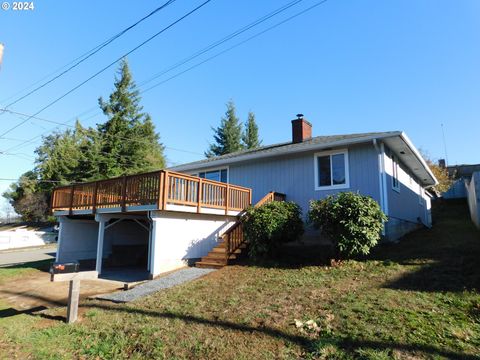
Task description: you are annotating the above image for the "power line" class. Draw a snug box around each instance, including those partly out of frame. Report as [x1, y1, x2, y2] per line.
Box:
[0, 0, 177, 109]
[0, 109, 205, 156]
[142, 0, 330, 94]
[0, 178, 65, 183]
[0, 0, 213, 139]
[1, 0, 329, 157]
[138, 0, 304, 88]
[0, 108, 75, 128]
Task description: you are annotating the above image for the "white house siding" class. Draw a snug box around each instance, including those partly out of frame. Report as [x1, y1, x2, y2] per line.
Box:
[56, 218, 99, 263]
[228, 143, 381, 217]
[383, 146, 431, 240]
[149, 211, 236, 276]
[56, 217, 149, 264]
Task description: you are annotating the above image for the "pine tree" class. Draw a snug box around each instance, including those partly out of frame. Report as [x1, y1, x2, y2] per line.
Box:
[242, 111, 261, 149]
[206, 101, 243, 158]
[97, 58, 165, 177]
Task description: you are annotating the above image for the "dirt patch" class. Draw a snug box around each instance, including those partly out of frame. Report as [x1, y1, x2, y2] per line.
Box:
[0, 271, 122, 311]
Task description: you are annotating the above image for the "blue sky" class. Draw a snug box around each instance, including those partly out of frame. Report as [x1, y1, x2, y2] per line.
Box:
[0, 0, 479, 213]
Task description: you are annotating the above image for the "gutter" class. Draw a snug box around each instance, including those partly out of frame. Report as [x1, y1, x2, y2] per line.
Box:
[399, 132, 438, 187]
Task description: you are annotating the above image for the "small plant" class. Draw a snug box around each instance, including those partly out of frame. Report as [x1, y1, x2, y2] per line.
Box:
[243, 201, 304, 259]
[308, 192, 387, 259]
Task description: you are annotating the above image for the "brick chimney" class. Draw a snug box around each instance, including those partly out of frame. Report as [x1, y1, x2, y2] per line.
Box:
[291, 114, 312, 143]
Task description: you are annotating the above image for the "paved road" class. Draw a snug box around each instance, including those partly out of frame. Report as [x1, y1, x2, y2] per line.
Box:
[0, 245, 57, 267]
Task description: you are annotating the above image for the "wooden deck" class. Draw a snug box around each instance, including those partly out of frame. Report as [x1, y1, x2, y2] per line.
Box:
[51, 170, 252, 216]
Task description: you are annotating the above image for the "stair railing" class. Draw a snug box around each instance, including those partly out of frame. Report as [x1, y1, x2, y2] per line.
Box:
[223, 191, 286, 261]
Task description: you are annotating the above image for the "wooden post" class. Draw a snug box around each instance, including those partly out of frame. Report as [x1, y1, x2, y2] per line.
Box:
[69, 186, 75, 215]
[66, 279, 80, 324]
[225, 184, 230, 215]
[121, 176, 127, 212]
[51, 271, 98, 324]
[162, 171, 169, 210]
[158, 171, 164, 210]
[197, 178, 203, 213]
[92, 181, 98, 214]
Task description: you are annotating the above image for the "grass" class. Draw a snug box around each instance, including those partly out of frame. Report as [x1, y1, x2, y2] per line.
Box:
[0, 200, 479, 359]
[0, 260, 51, 285]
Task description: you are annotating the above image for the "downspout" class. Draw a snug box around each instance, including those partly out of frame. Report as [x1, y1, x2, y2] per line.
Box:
[373, 139, 389, 235]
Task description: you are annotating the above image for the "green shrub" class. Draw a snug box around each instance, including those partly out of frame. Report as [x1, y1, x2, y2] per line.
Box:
[243, 201, 304, 259]
[308, 192, 387, 258]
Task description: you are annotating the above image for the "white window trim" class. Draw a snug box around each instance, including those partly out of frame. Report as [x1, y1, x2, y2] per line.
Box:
[392, 155, 400, 193]
[314, 149, 350, 191]
[192, 166, 230, 183]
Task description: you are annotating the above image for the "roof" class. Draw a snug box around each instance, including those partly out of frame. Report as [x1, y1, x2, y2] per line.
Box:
[447, 164, 480, 179]
[169, 130, 438, 186]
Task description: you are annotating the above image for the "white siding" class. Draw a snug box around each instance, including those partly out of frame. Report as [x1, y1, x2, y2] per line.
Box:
[150, 211, 236, 276]
[383, 146, 432, 228]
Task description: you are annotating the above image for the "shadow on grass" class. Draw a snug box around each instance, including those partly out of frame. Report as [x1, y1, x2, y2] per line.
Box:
[0, 259, 53, 273]
[70, 302, 476, 359]
[240, 200, 480, 292]
[369, 199, 480, 292]
[234, 243, 334, 269]
[1, 279, 477, 359]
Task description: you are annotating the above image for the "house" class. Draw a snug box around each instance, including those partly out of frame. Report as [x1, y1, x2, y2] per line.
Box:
[170, 116, 437, 240]
[443, 163, 480, 199]
[51, 115, 437, 279]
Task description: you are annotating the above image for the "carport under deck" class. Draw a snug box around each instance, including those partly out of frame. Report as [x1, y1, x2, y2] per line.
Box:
[52, 171, 252, 279]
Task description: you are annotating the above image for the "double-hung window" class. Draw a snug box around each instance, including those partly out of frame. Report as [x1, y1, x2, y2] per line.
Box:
[314, 149, 349, 190]
[392, 155, 400, 192]
[198, 168, 228, 183]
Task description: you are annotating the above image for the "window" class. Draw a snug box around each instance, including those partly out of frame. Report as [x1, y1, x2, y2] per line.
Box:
[198, 168, 228, 183]
[314, 149, 349, 190]
[392, 155, 400, 192]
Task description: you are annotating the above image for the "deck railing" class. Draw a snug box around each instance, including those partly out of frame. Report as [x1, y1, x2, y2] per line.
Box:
[51, 170, 251, 215]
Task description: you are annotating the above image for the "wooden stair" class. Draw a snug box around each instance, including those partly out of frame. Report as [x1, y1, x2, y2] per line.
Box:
[195, 191, 286, 270]
[195, 241, 246, 269]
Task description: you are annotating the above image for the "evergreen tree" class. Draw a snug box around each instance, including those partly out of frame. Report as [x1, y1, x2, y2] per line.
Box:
[34, 126, 82, 190]
[206, 101, 243, 158]
[242, 111, 261, 149]
[97, 58, 165, 176]
[3, 171, 48, 222]
[2, 58, 167, 221]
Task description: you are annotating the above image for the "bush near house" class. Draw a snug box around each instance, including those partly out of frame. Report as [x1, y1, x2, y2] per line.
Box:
[308, 192, 387, 258]
[243, 201, 304, 259]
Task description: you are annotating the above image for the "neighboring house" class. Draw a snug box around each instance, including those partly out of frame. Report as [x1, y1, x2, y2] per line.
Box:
[444, 163, 480, 199]
[51, 115, 437, 279]
[171, 116, 437, 241]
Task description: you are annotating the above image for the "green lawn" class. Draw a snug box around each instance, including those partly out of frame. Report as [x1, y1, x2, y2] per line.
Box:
[0, 200, 479, 359]
[0, 260, 51, 285]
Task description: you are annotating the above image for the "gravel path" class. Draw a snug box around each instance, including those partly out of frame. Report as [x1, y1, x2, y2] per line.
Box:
[95, 267, 216, 303]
